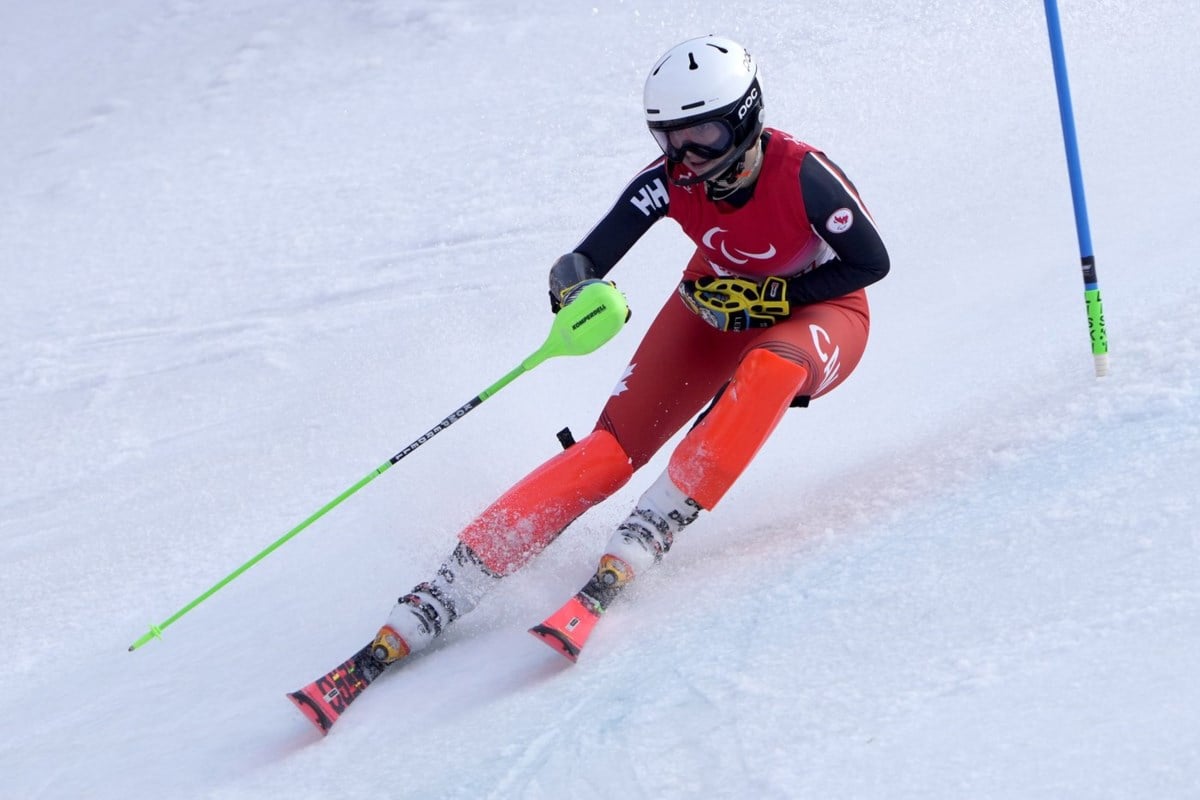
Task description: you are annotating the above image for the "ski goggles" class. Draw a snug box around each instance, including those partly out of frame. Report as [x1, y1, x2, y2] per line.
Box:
[650, 119, 735, 162]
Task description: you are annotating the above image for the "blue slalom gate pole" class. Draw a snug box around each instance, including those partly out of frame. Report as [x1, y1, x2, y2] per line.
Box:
[1043, 0, 1109, 376]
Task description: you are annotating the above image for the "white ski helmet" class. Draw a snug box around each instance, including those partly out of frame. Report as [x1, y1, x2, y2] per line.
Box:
[643, 35, 764, 185]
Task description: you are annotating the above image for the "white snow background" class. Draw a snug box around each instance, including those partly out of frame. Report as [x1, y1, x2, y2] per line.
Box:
[2, 1, 1198, 798]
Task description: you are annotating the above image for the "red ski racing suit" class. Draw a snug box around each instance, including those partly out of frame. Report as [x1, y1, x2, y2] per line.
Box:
[460, 129, 890, 575]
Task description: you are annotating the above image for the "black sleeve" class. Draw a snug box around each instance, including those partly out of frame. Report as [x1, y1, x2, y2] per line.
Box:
[571, 162, 672, 277]
[785, 152, 890, 306]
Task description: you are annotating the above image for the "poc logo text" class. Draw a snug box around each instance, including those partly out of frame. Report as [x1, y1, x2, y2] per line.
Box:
[737, 88, 759, 120]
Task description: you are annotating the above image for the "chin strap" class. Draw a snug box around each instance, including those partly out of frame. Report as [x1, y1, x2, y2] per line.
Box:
[707, 141, 764, 200]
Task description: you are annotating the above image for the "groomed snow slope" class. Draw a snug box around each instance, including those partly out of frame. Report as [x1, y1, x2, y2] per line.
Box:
[2, 2, 1197, 798]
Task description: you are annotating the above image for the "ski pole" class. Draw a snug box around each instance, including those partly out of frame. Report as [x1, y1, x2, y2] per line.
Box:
[128, 281, 629, 652]
[1043, 0, 1109, 377]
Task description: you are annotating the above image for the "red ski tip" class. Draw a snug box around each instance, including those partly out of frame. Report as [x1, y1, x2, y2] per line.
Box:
[286, 643, 384, 736]
[529, 624, 581, 663]
[287, 687, 337, 735]
[529, 594, 601, 663]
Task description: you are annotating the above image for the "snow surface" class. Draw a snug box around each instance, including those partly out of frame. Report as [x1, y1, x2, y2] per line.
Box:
[2, 1, 1198, 798]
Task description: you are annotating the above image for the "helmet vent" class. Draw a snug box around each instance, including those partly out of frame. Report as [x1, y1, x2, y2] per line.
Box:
[688, 52, 698, 70]
[706, 42, 730, 54]
[681, 100, 705, 110]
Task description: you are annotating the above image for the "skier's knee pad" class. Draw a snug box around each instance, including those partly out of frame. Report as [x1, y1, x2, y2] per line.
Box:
[459, 429, 633, 575]
[668, 348, 808, 510]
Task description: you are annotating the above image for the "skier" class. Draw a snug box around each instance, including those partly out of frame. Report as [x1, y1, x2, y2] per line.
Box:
[373, 34, 890, 664]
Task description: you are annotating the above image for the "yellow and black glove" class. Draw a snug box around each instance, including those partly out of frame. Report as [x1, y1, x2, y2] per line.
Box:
[677, 275, 791, 331]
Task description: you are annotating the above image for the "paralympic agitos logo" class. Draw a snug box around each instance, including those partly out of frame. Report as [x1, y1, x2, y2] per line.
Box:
[702, 226, 776, 266]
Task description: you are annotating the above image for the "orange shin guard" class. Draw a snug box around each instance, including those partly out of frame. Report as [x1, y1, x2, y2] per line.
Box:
[458, 429, 633, 575]
[668, 348, 808, 510]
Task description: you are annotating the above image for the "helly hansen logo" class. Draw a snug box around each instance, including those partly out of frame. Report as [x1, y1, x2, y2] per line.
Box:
[630, 178, 668, 216]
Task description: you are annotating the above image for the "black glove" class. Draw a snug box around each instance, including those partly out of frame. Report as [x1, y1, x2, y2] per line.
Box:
[547, 252, 631, 321]
[553, 278, 609, 312]
[677, 275, 791, 331]
[548, 252, 599, 313]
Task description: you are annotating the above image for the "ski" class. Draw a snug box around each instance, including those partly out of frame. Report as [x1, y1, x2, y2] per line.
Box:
[529, 554, 635, 662]
[287, 642, 389, 735]
[528, 592, 603, 663]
